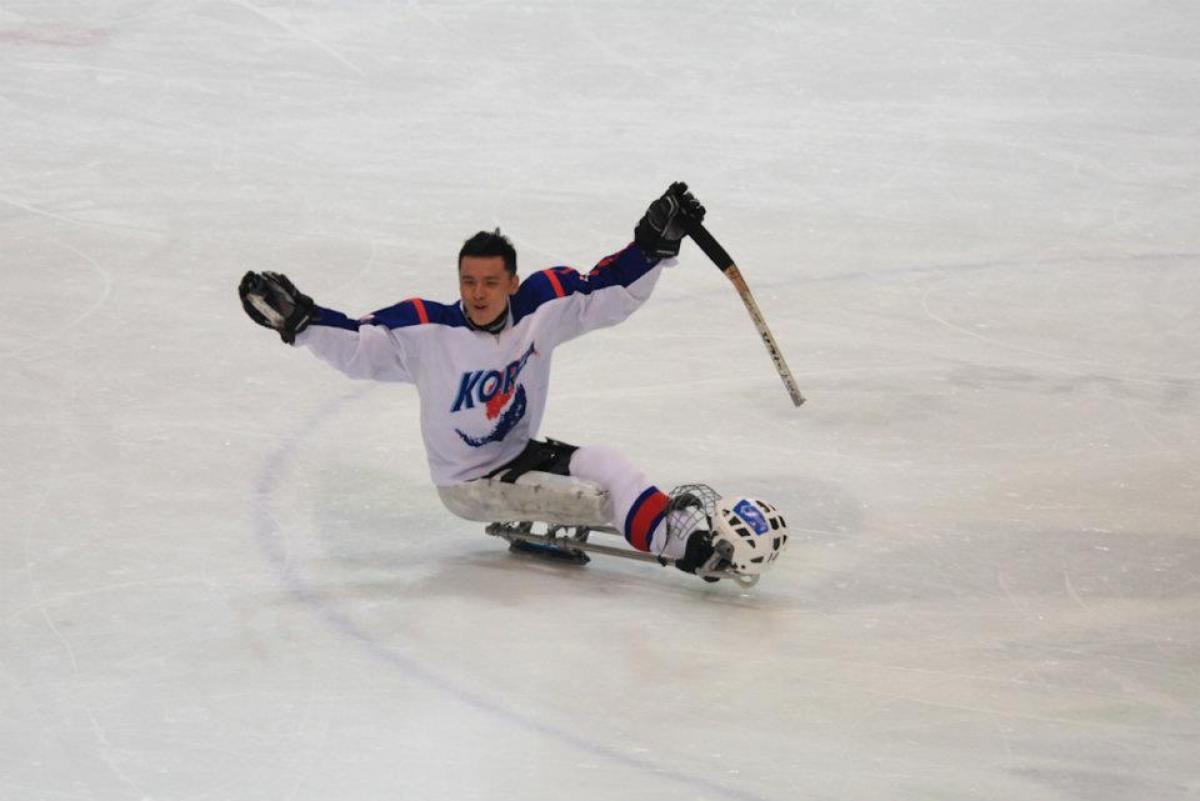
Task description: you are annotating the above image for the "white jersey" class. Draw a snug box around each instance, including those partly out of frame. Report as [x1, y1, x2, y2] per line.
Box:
[296, 245, 667, 486]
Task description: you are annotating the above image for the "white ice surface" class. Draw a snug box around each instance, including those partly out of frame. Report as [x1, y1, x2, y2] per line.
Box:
[2, 2, 1198, 800]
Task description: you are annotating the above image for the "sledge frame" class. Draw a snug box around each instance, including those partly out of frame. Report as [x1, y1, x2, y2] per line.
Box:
[484, 520, 759, 588]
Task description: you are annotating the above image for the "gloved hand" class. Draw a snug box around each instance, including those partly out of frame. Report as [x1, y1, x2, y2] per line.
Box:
[238, 271, 316, 344]
[633, 181, 706, 259]
[673, 529, 725, 583]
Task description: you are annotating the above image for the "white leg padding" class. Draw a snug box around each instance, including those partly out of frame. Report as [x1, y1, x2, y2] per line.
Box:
[440, 446, 695, 560]
[569, 446, 684, 557]
[437, 471, 612, 527]
[568, 446, 649, 519]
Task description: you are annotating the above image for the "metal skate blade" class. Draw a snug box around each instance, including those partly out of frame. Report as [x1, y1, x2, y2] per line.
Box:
[507, 538, 590, 565]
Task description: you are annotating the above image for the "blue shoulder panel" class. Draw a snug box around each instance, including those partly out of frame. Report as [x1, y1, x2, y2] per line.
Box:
[313, 299, 469, 331]
[511, 244, 657, 324]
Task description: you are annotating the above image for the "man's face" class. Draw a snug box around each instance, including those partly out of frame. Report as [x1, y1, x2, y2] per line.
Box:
[459, 255, 518, 327]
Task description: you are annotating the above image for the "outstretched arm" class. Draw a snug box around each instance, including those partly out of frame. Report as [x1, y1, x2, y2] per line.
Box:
[237, 271, 413, 382]
[517, 182, 706, 345]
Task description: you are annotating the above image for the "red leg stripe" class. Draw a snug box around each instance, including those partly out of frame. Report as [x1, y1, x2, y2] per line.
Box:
[626, 488, 669, 552]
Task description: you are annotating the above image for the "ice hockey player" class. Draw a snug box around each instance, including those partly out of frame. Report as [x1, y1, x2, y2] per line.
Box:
[238, 183, 774, 581]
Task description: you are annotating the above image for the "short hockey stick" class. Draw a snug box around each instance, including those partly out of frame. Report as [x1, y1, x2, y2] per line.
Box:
[486, 522, 759, 588]
[684, 218, 806, 406]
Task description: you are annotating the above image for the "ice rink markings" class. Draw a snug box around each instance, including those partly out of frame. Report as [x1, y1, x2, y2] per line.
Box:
[0, 240, 114, 364]
[221, 0, 365, 77]
[252, 388, 780, 801]
[0, 193, 165, 240]
[915, 256, 1200, 387]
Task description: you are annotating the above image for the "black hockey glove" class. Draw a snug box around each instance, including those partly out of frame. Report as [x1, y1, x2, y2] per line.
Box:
[238, 271, 316, 344]
[633, 181, 706, 259]
[673, 530, 725, 583]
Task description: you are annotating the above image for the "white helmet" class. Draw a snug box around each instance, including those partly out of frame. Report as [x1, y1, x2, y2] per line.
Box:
[711, 496, 789, 576]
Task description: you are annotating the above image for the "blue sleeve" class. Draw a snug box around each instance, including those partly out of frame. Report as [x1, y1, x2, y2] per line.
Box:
[311, 306, 362, 331]
[511, 244, 660, 323]
[298, 296, 462, 383]
[365, 301, 423, 328]
[510, 244, 666, 344]
[318, 298, 467, 330]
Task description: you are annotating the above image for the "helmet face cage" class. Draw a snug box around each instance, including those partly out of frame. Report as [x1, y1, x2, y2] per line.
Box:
[713, 496, 789, 575]
[665, 483, 720, 541]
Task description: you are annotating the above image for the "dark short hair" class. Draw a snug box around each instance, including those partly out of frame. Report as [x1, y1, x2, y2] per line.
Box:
[458, 229, 517, 275]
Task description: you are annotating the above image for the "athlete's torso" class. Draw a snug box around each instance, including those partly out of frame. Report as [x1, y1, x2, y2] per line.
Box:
[297, 245, 665, 485]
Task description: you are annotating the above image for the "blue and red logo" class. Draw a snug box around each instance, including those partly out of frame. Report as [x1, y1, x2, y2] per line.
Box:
[733, 499, 769, 535]
[452, 343, 536, 447]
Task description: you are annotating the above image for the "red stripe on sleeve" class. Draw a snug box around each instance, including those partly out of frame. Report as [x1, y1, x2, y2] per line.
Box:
[409, 298, 429, 324]
[543, 269, 566, 298]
